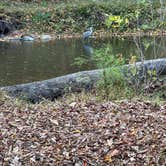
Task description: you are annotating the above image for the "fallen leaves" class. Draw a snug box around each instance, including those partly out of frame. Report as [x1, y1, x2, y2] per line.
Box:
[104, 149, 120, 163]
[0, 98, 166, 165]
[49, 119, 59, 125]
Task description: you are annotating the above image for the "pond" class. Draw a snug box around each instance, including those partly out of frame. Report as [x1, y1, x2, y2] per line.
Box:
[0, 36, 165, 86]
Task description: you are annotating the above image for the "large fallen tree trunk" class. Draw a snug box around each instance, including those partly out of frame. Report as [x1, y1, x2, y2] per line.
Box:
[1, 58, 166, 103]
[1, 70, 101, 103]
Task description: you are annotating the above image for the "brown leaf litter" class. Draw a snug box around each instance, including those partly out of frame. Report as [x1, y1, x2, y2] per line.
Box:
[0, 98, 166, 165]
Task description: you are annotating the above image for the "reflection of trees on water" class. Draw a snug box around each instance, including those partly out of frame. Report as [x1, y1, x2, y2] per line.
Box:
[0, 39, 85, 86]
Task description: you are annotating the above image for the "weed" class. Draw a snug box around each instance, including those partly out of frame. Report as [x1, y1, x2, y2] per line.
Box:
[92, 44, 133, 100]
[92, 41, 165, 101]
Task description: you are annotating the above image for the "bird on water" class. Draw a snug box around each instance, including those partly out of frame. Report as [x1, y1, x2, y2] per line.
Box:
[83, 27, 93, 40]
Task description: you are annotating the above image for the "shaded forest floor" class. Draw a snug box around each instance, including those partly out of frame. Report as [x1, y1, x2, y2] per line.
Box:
[0, 93, 166, 165]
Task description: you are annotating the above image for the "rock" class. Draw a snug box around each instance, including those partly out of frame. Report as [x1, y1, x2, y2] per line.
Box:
[40, 34, 52, 41]
[20, 35, 35, 41]
[0, 20, 13, 35]
[0, 20, 22, 36]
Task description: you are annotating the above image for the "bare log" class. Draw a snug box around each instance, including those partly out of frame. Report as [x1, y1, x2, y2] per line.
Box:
[1, 58, 166, 103]
[1, 70, 101, 103]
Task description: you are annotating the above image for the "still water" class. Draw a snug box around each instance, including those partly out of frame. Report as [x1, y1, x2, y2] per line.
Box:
[0, 36, 165, 86]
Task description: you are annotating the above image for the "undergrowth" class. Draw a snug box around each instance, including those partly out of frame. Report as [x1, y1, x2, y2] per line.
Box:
[0, 0, 165, 33]
[85, 43, 166, 101]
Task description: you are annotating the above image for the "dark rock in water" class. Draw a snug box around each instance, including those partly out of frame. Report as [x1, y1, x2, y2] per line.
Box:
[11, 18, 22, 30]
[0, 20, 12, 35]
[0, 19, 22, 36]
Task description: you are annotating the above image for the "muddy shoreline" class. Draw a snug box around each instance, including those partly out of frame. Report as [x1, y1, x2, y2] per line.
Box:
[0, 30, 166, 42]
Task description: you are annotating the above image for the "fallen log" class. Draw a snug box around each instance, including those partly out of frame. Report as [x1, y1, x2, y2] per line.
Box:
[1, 58, 166, 103]
[1, 70, 101, 103]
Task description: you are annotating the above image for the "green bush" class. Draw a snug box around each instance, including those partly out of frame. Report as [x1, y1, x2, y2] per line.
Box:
[93, 45, 134, 100]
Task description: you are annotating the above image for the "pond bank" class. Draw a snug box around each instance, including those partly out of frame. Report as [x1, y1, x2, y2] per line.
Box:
[1, 30, 166, 42]
[0, 0, 165, 39]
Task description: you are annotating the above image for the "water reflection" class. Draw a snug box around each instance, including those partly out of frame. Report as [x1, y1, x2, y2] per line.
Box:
[83, 44, 94, 56]
[0, 36, 165, 86]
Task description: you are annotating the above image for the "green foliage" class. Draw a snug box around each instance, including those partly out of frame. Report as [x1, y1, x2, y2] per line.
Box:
[1, 0, 165, 33]
[0, 2, 5, 10]
[104, 0, 164, 32]
[92, 40, 164, 100]
[31, 10, 52, 31]
[105, 14, 129, 32]
[72, 56, 89, 67]
[41, 0, 48, 7]
[94, 46, 125, 68]
[32, 11, 51, 23]
[93, 45, 133, 100]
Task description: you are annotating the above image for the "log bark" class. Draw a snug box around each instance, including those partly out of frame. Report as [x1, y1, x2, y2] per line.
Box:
[1, 58, 166, 103]
[1, 70, 101, 103]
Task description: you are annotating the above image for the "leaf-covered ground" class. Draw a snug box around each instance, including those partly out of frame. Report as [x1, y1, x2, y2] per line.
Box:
[0, 96, 166, 165]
